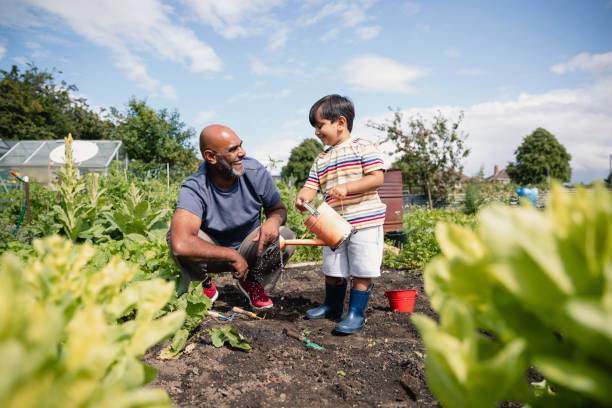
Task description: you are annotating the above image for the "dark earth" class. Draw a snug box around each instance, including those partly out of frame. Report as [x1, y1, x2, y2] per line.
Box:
[144, 263, 440, 407]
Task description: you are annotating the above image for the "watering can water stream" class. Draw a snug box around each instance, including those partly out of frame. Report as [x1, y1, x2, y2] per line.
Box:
[280, 201, 354, 251]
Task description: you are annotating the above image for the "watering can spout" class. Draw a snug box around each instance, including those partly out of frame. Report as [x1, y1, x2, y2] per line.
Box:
[279, 236, 326, 250]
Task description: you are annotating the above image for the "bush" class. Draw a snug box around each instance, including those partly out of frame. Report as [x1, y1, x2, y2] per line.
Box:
[382, 206, 476, 271]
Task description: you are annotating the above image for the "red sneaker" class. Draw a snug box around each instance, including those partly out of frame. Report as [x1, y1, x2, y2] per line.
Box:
[236, 280, 273, 309]
[202, 278, 218, 303]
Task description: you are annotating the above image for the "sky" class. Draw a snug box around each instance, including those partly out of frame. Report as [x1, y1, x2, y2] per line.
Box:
[1, 0, 611, 183]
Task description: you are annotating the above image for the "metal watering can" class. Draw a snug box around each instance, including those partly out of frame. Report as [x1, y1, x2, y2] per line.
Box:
[280, 201, 354, 251]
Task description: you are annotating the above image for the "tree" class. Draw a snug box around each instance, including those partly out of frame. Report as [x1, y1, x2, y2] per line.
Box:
[281, 138, 323, 187]
[506, 128, 571, 185]
[110, 98, 199, 170]
[0, 64, 114, 140]
[368, 109, 470, 209]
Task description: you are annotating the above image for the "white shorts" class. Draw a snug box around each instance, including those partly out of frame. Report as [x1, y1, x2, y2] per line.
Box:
[322, 225, 384, 279]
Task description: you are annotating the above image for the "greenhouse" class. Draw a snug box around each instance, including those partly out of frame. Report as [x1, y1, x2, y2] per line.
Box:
[0, 139, 125, 190]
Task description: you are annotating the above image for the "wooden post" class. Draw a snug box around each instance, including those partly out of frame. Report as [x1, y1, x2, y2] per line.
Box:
[24, 176, 31, 224]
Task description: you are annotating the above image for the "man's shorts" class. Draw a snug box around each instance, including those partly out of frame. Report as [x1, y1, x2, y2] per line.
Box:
[322, 225, 384, 279]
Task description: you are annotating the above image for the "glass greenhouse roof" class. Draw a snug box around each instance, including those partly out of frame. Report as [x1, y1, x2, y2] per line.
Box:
[0, 140, 123, 168]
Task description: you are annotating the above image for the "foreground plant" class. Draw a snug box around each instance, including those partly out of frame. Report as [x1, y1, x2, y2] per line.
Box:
[413, 182, 612, 407]
[0, 236, 185, 408]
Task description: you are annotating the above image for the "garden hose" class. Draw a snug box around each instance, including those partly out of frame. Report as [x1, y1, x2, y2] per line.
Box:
[9, 171, 27, 236]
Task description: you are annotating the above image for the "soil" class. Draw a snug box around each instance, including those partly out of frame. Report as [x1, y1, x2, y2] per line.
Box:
[144, 264, 441, 408]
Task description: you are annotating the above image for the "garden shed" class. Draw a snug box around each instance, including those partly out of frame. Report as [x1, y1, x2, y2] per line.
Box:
[0, 139, 126, 190]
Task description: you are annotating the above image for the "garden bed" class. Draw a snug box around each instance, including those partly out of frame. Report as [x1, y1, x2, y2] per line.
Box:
[144, 264, 440, 407]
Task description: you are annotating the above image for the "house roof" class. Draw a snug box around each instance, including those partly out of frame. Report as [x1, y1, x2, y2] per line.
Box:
[486, 168, 510, 181]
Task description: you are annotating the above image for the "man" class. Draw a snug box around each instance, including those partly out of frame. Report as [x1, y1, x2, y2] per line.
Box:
[168, 124, 296, 309]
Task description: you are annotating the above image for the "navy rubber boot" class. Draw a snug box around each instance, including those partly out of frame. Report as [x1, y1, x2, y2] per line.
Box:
[334, 285, 372, 334]
[305, 280, 347, 319]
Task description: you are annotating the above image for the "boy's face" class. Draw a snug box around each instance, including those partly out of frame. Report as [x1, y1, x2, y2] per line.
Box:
[313, 109, 344, 146]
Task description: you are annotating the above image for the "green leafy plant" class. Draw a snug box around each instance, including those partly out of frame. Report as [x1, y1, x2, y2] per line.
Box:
[105, 182, 170, 238]
[159, 281, 212, 359]
[206, 326, 252, 352]
[52, 135, 112, 242]
[382, 207, 475, 270]
[0, 235, 185, 408]
[412, 182, 612, 407]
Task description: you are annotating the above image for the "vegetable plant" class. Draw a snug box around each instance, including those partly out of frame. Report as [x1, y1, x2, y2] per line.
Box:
[412, 182, 612, 407]
[0, 236, 185, 408]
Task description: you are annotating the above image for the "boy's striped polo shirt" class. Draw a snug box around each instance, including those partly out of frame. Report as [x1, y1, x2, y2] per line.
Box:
[304, 137, 387, 230]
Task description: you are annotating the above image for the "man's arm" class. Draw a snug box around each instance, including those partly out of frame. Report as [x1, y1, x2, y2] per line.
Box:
[253, 199, 286, 252]
[170, 208, 248, 279]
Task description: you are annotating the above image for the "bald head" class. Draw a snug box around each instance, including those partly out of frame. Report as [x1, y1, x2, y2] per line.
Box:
[199, 124, 239, 156]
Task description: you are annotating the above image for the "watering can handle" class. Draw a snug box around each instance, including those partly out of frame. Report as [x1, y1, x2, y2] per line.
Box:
[302, 201, 319, 217]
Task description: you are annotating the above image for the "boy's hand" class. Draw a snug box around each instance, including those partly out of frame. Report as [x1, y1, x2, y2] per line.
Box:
[328, 184, 349, 200]
[296, 187, 317, 211]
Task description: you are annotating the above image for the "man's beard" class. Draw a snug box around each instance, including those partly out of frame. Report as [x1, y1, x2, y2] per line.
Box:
[216, 154, 244, 178]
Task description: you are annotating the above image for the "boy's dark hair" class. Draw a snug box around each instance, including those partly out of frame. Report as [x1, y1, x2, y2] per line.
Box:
[309, 94, 355, 132]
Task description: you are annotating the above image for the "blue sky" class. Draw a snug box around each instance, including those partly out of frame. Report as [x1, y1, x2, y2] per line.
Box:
[1, 0, 611, 182]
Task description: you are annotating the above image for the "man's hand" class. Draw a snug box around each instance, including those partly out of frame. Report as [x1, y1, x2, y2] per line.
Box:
[327, 183, 349, 200]
[230, 251, 249, 280]
[253, 217, 281, 253]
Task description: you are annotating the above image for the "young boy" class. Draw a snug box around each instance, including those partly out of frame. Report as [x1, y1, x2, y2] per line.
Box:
[296, 94, 386, 334]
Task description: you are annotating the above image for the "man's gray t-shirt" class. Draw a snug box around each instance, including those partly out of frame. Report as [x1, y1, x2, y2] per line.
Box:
[176, 157, 281, 249]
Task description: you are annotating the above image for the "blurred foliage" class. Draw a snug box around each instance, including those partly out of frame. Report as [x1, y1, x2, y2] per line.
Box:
[0, 236, 184, 408]
[413, 182, 612, 407]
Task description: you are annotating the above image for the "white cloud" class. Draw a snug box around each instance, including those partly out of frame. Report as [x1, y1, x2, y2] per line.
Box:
[341, 54, 429, 93]
[301, 0, 376, 28]
[402, 1, 421, 16]
[321, 28, 339, 42]
[0, 0, 44, 27]
[459, 68, 487, 76]
[249, 56, 304, 76]
[13, 56, 28, 65]
[20, 0, 221, 97]
[24, 40, 47, 58]
[158, 84, 177, 100]
[551, 51, 612, 74]
[228, 88, 291, 103]
[357, 25, 381, 40]
[195, 110, 216, 127]
[30, 0, 222, 72]
[186, 0, 289, 50]
[356, 77, 612, 180]
[444, 48, 461, 58]
[267, 23, 289, 50]
[0, 44, 5, 61]
[115, 54, 160, 91]
[247, 135, 304, 175]
[186, 0, 283, 38]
